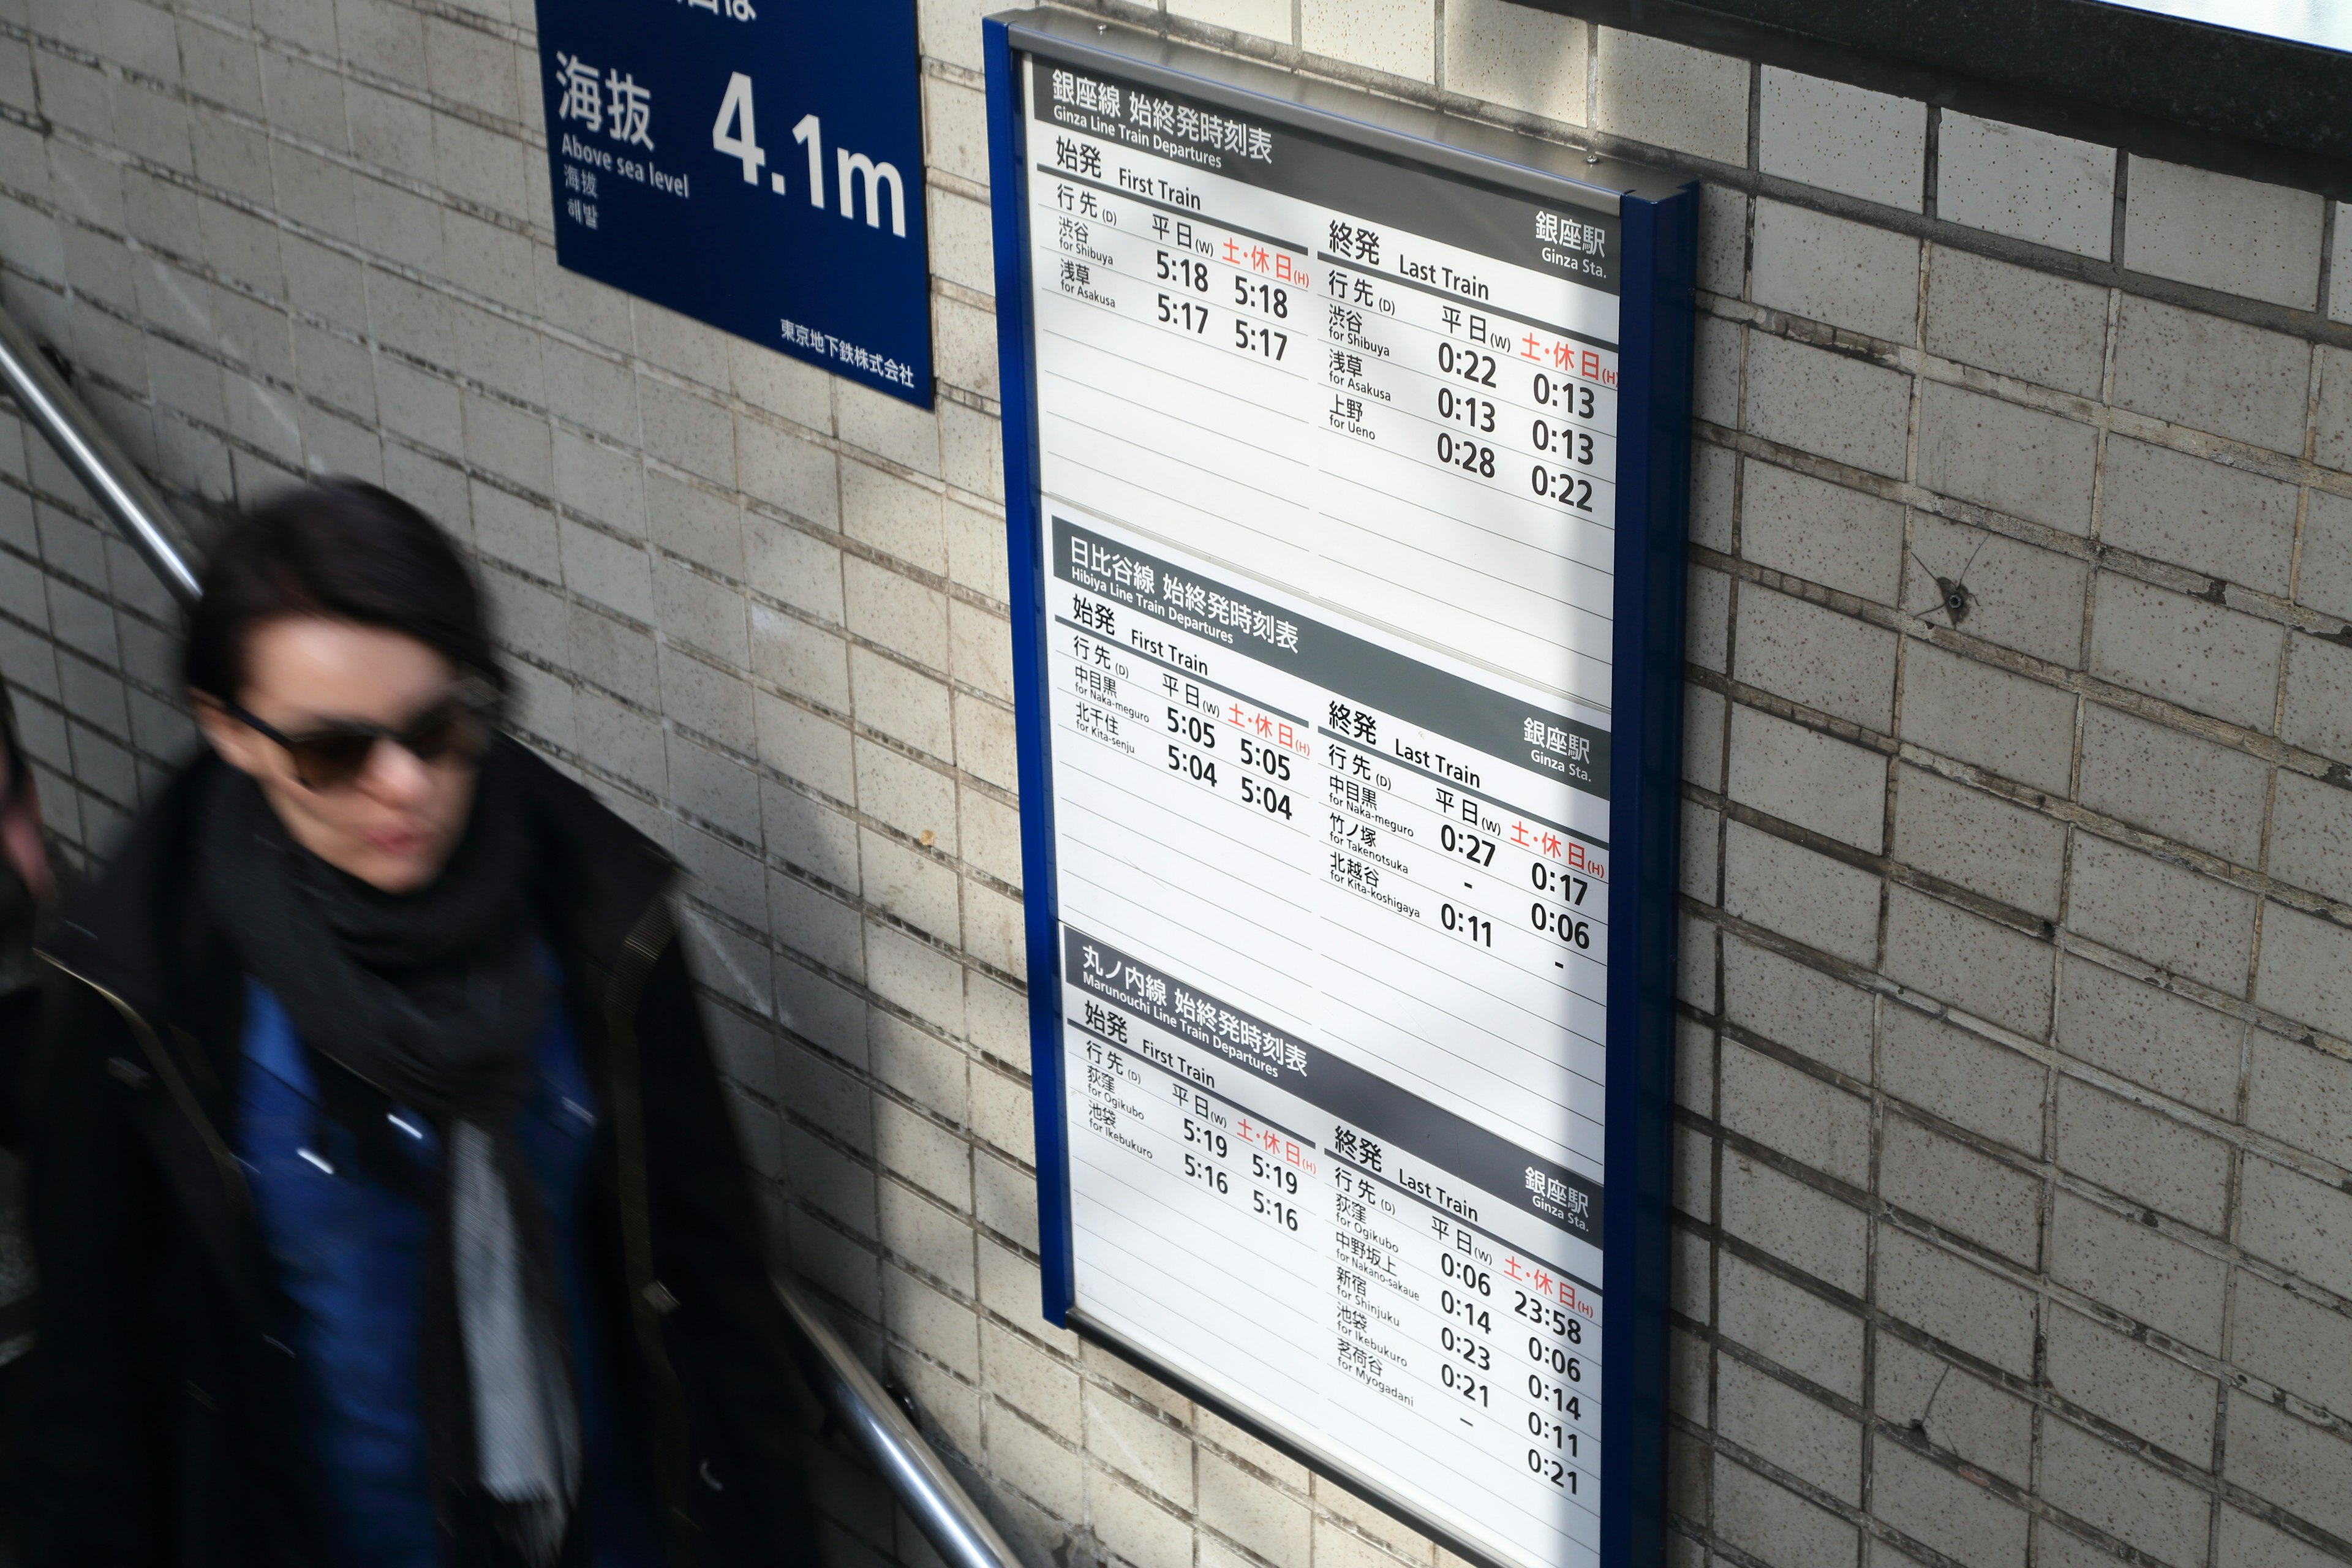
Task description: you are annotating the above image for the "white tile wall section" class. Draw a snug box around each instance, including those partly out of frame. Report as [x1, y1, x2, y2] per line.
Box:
[1756, 66, 1924, 211]
[1591, 26, 1750, 166]
[1442, 0, 1588, 124]
[2334, 202, 2352, 323]
[1937, 110, 2118, 258]
[6, 2, 2352, 1567]
[1162, 0, 1292, 41]
[2124, 156, 2326, 308]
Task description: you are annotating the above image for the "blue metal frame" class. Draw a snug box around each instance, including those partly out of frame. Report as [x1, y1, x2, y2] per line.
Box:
[984, 15, 1076, 1322]
[1597, 189, 1698, 1568]
[985, 15, 1697, 1558]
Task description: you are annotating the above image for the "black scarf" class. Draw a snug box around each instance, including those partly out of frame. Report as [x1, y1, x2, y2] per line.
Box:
[199, 739, 580, 1566]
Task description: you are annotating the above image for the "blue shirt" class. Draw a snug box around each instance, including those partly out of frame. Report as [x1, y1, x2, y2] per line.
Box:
[236, 979, 661, 1568]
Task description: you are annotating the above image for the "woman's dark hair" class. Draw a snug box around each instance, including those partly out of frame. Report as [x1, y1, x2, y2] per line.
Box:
[183, 481, 504, 703]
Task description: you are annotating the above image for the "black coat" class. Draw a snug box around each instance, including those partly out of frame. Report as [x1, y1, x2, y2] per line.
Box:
[17, 747, 820, 1568]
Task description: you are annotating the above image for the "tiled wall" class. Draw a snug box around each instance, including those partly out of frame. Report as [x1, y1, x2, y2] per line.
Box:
[2, 0, 2350, 1565]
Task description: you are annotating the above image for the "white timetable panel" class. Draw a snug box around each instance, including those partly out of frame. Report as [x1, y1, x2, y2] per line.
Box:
[989, 18, 1695, 1568]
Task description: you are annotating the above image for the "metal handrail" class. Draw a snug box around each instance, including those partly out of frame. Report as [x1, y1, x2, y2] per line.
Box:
[0, 307, 201, 605]
[0, 301, 1020, 1568]
[774, 1273, 1021, 1568]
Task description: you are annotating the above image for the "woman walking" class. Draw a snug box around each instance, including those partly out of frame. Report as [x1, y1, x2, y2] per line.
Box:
[20, 481, 817, 1567]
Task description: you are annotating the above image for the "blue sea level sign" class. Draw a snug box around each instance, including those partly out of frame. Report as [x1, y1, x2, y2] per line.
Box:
[533, 0, 932, 405]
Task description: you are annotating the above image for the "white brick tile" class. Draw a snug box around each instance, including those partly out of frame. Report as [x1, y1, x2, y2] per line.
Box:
[669, 731, 760, 841]
[1722, 1149, 1867, 1295]
[1899, 644, 2075, 794]
[661, 648, 754, 753]
[1697, 183, 1747, 296]
[2124, 156, 2324, 309]
[1902, 514, 2088, 669]
[2296, 490, 2352, 620]
[2223, 1392, 2352, 1544]
[1732, 584, 1898, 730]
[1302, 0, 1433, 81]
[1883, 1114, 2039, 1261]
[1891, 765, 2066, 919]
[1722, 819, 1880, 967]
[2218, 1504, 2345, 1568]
[1749, 461, 1910, 606]
[2067, 834, 2256, 992]
[1442, 0, 1585, 123]
[1722, 937, 1872, 1077]
[2281, 631, 2352, 763]
[1727, 704, 1885, 850]
[653, 560, 749, 668]
[878, 1177, 974, 1293]
[2109, 294, 2311, 454]
[1745, 332, 1911, 478]
[1750, 199, 1920, 341]
[1689, 439, 1735, 551]
[1165, 0, 1289, 41]
[1197, 1450, 1307, 1561]
[2056, 1076, 2230, 1234]
[769, 868, 863, 979]
[1757, 67, 1923, 210]
[1673, 1118, 1711, 1219]
[2046, 1303, 2216, 1464]
[1685, 563, 1727, 672]
[1719, 1355, 1861, 1503]
[551, 430, 646, 537]
[1875, 1336, 2032, 1484]
[876, 1101, 971, 1218]
[1875, 1227, 2038, 1376]
[2077, 703, 2268, 865]
[2055, 957, 2243, 1117]
[2267, 771, 2352, 905]
[1880, 1005, 2045, 1153]
[1682, 804, 1718, 902]
[2087, 574, 2283, 732]
[1916, 382, 2096, 534]
[2334, 203, 2352, 325]
[2230, 1272, 2352, 1420]
[567, 606, 658, 709]
[2100, 435, 2299, 594]
[1693, 314, 1742, 428]
[752, 606, 850, 713]
[2248, 1000, 2350, 1194]
[1937, 112, 2114, 260]
[1722, 1039, 1870, 1186]
[843, 555, 949, 669]
[1883, 883, 2052, 1038]
[850, 644, 953, 761]
[2049, 1191, 2227, 1353]
[558, 518, 654, 622]
[1718, 1250, 1864, 1398]
[1712, 1455, 1857, 1568]
[729, 342, 832, 433]
[1592, 29, 1749, 167]
[2039, 1417, 2212, 1565]
[2254, 900, 2352, 1042]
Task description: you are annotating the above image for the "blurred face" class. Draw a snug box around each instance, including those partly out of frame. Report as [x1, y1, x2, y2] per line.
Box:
[195, 618, 481, 894]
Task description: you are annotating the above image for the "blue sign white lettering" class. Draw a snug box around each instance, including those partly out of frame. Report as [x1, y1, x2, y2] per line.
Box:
[533, 0, 932, 405]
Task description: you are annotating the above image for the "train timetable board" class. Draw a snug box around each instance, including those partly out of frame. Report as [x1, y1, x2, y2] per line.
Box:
[983, 15, 1697, 1568]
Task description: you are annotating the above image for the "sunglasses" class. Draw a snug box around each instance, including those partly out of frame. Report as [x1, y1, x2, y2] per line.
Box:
[230, 682, 499, 791]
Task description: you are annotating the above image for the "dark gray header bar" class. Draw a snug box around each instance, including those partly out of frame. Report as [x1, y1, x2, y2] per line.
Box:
[1066, 925, 1602, 1246]
[1028, 51, 1621, 295]
[1056, 517, 1610, 800]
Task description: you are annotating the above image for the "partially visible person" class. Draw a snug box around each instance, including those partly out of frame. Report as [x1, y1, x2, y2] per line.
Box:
[0, 685, 55, 1151]
[0, 680, 55, 1556]
[20, 481, 817, 1567]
